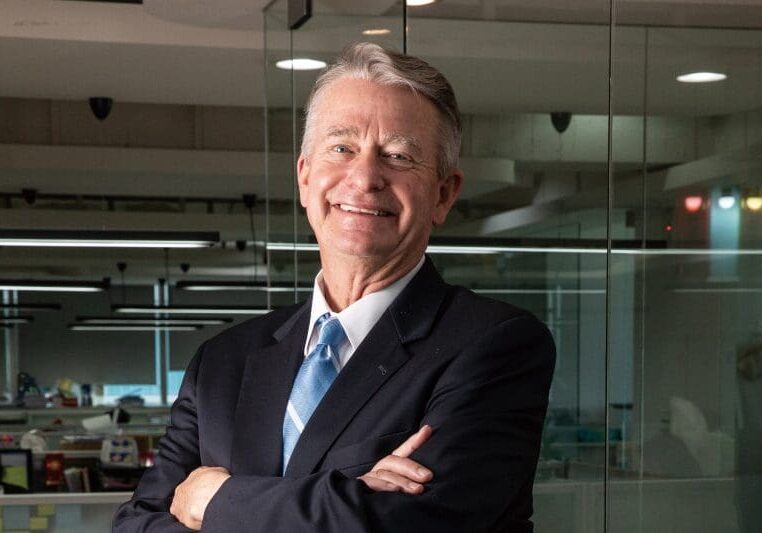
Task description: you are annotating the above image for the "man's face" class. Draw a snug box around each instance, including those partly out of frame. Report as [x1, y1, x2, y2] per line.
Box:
[297, 78, 462, 267]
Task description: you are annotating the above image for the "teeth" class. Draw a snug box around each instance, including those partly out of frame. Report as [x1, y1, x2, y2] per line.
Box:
[338, 204, 389, 216]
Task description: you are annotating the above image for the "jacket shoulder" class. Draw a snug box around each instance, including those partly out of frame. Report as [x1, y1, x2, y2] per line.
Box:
[446, 285, 545, 328]
[196, 303, 305, 364]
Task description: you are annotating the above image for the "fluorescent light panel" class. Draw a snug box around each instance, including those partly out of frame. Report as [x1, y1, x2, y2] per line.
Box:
[0, 304, 61, 312]
[0, 280, 106, 292]
[0, 229, 219, 249]
[266, 241, 762, 256]
[69, 324, 200, 332]
[673, 287, 762, 293]
[0, 316, 33, 324]
[76, 316, 231, 326]
[176, 281, 312, 292]
[113, 305, 272, 316]
[473, 289, 605, 295]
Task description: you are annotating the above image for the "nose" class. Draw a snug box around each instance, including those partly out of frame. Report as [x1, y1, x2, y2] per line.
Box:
[345, 151, 386, 192]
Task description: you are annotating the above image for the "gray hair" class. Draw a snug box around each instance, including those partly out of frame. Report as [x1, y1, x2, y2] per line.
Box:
[301, 42, 461, 178]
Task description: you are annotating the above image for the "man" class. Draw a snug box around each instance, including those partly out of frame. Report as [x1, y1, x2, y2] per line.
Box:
[113, 42, 555, 532]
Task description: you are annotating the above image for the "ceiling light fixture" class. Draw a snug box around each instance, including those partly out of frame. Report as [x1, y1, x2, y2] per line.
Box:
[674, 287, 762, 293]
[112, 305, 272, 316]
[718, 188, 736, 209]
[69, 324, 200, 332]
[745, 194, 762, 211]
[76, 316, 231, 326]
[0, 316, 33, 325]
[265, 241, 609, 255]
[407, 0, 437, 6]
[265, 239, 762, 256]
[0, 230, 219, 249]
[275, 58, 327, 71]
[362, 28, 391, 36]
[0, 304, 61, 312]
[684, 195, 703, 213]
[175, 281, 312, 293]
[472, 289, 605, 295]
[676, 72, 727, 83]
[0, 280, 107, 293]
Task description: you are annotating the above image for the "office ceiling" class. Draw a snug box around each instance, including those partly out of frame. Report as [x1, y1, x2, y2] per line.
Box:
[1, 0, 761, 115]
[0, 0, 759, 282]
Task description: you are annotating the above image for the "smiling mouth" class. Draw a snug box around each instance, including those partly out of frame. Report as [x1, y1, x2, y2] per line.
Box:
[336, 204, 392, 217]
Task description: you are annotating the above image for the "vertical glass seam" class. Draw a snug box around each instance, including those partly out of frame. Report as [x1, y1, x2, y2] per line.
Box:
[263, 8, 272, 310]
[636, 25, 650, 533]
[290, 27, 299, 303]
[605, 0, 617, 531]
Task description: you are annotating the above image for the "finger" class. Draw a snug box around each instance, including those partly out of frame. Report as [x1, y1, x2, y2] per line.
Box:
[392, 425, 433, 458]
[374, 455, 432, 482]
[358, 474, 402, 493]
[370, 469, 425, 494]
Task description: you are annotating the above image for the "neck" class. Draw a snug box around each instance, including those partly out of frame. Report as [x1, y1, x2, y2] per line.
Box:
[319, 253, 422, 311]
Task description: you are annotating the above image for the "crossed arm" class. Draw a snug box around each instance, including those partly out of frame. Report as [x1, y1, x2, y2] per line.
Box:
[114, 315, 555, 532]
[170, 426, 434, 530]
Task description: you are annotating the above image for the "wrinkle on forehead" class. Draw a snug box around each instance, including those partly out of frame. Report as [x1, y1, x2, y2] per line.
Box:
[326, 124, 422, 152]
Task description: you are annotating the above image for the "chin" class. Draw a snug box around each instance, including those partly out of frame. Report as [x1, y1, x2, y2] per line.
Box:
[328, 239, 394, 260]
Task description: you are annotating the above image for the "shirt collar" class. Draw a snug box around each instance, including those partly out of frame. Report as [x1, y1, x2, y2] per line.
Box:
[305, 256, 425, 357]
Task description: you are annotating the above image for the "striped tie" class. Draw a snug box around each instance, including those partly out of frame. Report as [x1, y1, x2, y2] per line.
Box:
[282, 313, 345, 472]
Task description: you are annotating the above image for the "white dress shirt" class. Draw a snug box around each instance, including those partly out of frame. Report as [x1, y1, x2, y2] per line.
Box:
[304, 256, 425, 369]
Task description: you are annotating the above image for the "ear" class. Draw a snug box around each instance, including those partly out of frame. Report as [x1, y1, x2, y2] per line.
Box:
[432, 168, 463, 226]
[296, 154, 310, 208]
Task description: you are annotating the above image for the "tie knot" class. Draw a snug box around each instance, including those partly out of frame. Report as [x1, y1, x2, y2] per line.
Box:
[316, 314, 346, 349]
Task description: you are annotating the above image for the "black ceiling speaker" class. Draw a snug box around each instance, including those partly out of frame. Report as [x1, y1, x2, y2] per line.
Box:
[89, 97, 113, 121]
[550, 112, 572, 134]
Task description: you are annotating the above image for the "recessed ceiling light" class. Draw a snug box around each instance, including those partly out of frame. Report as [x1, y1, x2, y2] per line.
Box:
[362, 28, 391, 36]
[745, 195, 762, 211]
[684, 195, 703, 213]
[407, 0, 437, 6]
[676, 72, 727, 83]
[718, 190, 736, 209]
[275, 58, 327, 71]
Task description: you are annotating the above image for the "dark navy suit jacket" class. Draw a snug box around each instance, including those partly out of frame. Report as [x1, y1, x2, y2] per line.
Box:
[113, 258, 556, 532]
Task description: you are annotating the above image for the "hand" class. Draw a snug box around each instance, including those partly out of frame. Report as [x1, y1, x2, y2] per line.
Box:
[358, 424, 433, 495]
[170, 466, 231, 530]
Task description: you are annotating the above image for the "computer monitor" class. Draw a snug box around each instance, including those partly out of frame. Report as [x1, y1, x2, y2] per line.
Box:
[0, 449, 32, 494]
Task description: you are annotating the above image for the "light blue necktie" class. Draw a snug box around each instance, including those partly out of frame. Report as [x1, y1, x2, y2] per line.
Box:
[282, 313, 345, 472]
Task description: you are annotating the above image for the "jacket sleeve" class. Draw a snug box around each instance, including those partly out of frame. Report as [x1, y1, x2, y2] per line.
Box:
[202, 315, 556, 533]
[112, 345, 205, 533]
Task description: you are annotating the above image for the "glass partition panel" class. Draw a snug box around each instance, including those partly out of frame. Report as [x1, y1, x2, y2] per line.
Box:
[266, 1, 406, 290]
[0, 0, 272, 407]
[406, 5, 613, 533]
[610, 17, 762, 533]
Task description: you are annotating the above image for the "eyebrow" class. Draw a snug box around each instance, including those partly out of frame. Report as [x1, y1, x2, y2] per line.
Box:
[325, 125, 422, 154]
[326, 125, 360, 138]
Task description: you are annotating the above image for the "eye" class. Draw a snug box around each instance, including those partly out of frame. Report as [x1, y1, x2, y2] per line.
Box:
[331, 144, 352, 154]
[383, 152, 414, 169]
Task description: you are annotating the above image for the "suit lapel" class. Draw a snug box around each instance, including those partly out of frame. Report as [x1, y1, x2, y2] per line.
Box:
[230, 303, 310, 476]
[285, 258, 450, 477]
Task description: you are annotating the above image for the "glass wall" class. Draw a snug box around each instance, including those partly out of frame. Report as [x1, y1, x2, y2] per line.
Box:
[0, 0, 759, 530]
[264, 1, 762, 531]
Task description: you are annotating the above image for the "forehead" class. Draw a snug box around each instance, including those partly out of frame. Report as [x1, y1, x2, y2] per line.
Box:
[311, 78, 440, 145]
